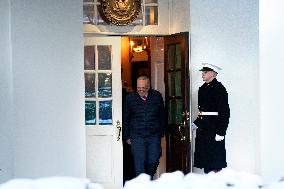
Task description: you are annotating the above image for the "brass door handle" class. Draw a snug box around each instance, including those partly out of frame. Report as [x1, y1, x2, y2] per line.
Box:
[116, 120, 122, 141]
[178, 121, 186, 141]
[182, 111, 190, 121]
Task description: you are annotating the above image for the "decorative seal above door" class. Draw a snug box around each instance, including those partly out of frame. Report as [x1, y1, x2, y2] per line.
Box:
[99, 0, 141, 26]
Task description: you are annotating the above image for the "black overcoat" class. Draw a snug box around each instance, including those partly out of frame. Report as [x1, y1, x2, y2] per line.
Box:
[193, 78, 230, 169]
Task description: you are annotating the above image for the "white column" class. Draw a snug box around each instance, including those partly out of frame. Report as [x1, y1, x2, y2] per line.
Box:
[259, 0, 284, 183]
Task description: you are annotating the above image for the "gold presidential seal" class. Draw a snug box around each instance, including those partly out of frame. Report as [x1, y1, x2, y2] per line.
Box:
[100, 0, 141, 25]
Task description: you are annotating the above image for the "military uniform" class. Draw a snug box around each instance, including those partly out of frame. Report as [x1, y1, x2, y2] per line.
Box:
[193, 78, 230, 170]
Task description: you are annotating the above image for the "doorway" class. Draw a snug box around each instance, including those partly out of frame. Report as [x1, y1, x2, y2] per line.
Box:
[121, 36, 166, 183]
[121, 33, 190, 183]
[84, 33, 190, 189]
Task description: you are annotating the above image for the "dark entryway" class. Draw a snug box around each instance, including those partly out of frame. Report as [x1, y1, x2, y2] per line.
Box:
[131, 61, 150, 90]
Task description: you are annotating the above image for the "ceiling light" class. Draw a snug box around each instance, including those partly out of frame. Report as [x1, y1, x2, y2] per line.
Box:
[133, 46, 143, 52]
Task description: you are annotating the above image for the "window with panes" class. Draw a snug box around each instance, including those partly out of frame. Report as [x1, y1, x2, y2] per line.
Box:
[84, 45, 113, 126]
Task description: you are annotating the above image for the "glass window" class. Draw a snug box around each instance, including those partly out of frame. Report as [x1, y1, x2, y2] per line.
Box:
[98, 73, 112, 98]
[168, 72, 175, 97]
[130, 12, 143, 26]
[84, 46, 95, 70]
[145, 6, 158, 25]
[175, 71, 181, 96]
[83, 3, 95, 24]
[85, 73, 96, 97]
[96, 5, 107, 25]
[145, 0, 157, 3]
[168, 99, 182, 124]
[85, 101, 96, 125]
[175, 44, 181, 69]
[98, 45, 111, 70]
[83, 0, 100, 25]
[99, 101, 113, 125]
[167, 43, 182, 97]
[168, 45, 175, 69]
[84, 43, 114, 126]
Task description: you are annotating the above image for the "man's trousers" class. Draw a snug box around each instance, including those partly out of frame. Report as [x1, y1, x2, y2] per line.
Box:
[130, 135, 161, 178]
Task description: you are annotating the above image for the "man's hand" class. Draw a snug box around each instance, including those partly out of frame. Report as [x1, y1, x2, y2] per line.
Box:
[215, 134, 224, 141]
[126, 139, 131, 145]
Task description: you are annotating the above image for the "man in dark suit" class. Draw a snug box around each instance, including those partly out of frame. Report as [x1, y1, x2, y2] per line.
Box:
[193, 63, 230, 174]
[123, 76, 165, 179]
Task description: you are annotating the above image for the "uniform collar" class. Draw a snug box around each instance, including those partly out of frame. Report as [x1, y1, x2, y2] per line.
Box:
[207, 78, 217, 84]
[204, 78, 217, 87]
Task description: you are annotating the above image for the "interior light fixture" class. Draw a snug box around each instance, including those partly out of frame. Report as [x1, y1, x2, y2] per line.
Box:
[133, 45, 143, 52]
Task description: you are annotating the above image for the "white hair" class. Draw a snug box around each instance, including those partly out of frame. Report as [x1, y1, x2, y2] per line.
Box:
[137, 76, 150, 87]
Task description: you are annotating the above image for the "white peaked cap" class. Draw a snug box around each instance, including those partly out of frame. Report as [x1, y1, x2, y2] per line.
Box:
[199, 63, 222, 73]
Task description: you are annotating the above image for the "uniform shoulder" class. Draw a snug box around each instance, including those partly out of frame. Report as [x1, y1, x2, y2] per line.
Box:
[200, 82, 207, 88]
[216, 81, 228, 92]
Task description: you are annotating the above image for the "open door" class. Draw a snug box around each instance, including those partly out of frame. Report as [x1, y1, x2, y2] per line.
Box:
[84, 36, 122, 189]
[164, 32, 191, 173]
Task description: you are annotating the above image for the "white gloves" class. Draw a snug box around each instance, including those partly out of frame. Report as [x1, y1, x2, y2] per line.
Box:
[192, 123, 224, 141]
[215, 134, 224, 141]
[191, 123, 198, 131]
